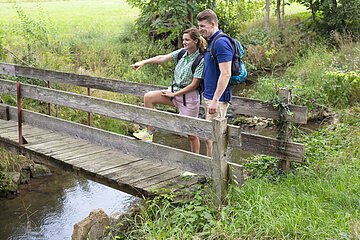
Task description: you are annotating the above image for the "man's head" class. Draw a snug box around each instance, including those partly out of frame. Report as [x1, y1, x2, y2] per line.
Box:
[196, 9, 218, 40]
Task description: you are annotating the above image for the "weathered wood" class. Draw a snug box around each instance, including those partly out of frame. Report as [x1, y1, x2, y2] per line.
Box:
[279, 89, 291, 171]
[212, 117, 229, 205]
[54, 146, 109, 161]
[132, 169, 181, 188]
[119, 165, 176, 185]
[0, 62, 161, 97]
[0, 103, 10, 120]
[0, 64, 307, 123]
[0, 79, 213, 140]
[241, 132, 304, 162]
[228, 162, 244, 187]
[4, 107, 212, 176]
[230, 96, 307, 124]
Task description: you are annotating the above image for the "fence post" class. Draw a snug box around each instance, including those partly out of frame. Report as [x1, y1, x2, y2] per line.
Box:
[87, 87, 92, 126]
[47, 81, 51, 116]
[278, 88, 291, 171]
[17, 81, 23, 145]
[212, 117, 229, 205]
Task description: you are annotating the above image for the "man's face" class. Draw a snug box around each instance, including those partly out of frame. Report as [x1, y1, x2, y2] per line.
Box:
[198, 19, 214, 40]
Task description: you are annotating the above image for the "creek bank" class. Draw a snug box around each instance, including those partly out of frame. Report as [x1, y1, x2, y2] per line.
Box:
[0, 158, 52, 199]
[72, 201, 142, 240]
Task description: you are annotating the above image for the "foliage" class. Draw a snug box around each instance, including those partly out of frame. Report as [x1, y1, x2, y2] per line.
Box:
[126, 0, 215, 46]
[215, 0, 263, 38]
[294, 0, 360, 39]
[245, 42, 360, 117]
[118, 111, 360, 239]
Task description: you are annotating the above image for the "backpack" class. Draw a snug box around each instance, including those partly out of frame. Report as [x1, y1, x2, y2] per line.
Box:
[210, 33, 247, 85]
[177, 49, 204, 75]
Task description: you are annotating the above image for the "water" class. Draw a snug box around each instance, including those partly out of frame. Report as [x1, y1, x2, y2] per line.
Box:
[0, 168, 134, 240]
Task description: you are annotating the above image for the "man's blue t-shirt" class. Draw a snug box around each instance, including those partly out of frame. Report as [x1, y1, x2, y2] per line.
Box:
[203, 30, 233, 102]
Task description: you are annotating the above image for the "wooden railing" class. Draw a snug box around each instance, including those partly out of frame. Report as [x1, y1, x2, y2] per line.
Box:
[0, 62, 307, 204]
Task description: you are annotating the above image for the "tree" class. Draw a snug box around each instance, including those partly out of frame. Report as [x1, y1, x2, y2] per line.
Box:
[265, 0, 270, 32]
[126, 0, 215, 47]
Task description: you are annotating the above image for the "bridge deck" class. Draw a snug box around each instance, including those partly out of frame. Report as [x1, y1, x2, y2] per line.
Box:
[0, 119, 201, 197]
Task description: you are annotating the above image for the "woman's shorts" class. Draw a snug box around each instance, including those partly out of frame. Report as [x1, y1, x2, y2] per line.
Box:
[169, 90, 200, 118]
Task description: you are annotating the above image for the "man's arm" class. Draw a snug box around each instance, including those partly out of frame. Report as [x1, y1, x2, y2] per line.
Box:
[208, 61, 231, 114]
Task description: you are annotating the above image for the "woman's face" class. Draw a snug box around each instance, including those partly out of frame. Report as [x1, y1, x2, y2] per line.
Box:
[182, 33, 198, 50]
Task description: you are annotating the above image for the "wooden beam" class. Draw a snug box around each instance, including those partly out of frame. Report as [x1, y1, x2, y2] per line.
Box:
[230, 96, 307, 124]
[5, 106, 212, 176]
[0, 79, 213, 140]
[0, 62, 160, 97]
[0, 63, 307, 123]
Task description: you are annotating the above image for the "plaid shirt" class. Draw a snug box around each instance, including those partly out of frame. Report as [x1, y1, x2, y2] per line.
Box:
[170, 49, 204, 91]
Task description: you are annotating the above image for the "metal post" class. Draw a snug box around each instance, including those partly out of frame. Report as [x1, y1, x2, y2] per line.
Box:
[87, 87, 92, 126]
[47, 81, 51, 116]
[17, 81, 23, 145]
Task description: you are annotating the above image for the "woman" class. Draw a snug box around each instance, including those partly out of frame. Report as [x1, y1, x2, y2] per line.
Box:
[130, 27, 206, 154]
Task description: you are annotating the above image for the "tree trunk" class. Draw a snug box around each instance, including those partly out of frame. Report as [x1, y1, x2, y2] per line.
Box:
[265, 0, 270, 32]
[281, 0, 285, 30]
[277, 0, 281, 29]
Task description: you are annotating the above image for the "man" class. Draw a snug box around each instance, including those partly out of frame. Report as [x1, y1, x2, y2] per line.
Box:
[197, 9, 233, 157]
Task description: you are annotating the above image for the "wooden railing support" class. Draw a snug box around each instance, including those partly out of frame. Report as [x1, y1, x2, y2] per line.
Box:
[212, 117, 229, 205]
[279, 88, 291, 171]
[16, 81, 23, 145]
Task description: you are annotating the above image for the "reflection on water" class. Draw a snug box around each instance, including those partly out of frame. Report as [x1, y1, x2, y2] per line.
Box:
[0, 168, 134, 240]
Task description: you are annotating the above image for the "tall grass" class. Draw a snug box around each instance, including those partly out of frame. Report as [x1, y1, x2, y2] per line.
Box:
[113, 108, 360, 240]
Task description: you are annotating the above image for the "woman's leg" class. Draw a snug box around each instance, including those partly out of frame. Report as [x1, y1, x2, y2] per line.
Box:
[188, 135, 200, 154]
[143, 90, 174, 132]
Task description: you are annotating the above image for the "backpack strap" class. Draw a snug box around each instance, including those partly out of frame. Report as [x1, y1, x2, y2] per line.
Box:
[191, 53, 204, 74]
[177, 49, 187, 62]
[210, 33, 237, 64]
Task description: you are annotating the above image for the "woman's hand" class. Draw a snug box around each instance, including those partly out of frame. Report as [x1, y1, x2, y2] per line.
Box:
[161, 91, 175, 98]
[130, 61, 145, 71]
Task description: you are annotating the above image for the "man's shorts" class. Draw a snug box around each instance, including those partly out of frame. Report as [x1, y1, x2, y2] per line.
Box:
[168, 90, 200, 118]
[203, 98, 229, 121]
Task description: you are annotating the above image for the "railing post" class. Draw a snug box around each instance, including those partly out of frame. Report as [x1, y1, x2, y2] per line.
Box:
[17, 81, 23, 145]
[212, 117, 229, 205]
[47, 81, 51, 116]
[279, 88, 291, 171]
[87, 87, 92, 126]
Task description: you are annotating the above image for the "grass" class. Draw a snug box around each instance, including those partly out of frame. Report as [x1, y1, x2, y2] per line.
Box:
[0, 0, 139, 38]
[111, 109, 360, 240]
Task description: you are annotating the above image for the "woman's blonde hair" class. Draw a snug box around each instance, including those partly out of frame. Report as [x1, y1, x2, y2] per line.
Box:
[183, 27, 207, 53]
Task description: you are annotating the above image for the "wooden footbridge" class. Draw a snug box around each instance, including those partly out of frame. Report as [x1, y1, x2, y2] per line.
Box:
[0, 62, 307, 202]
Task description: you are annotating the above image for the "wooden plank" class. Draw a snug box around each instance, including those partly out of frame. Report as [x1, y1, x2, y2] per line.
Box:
[0, 125, 17, 133]
[230, 96, 307, 124]
[24, 133, 70, 146]
[0, 79, 213, 140]
[5, 107, 212, 176]
[118, 165, 176, 185]
[0, 104, 10, 120]
[53, 145, 109, 161]
[0, 62, 161, 97]
[133, 169, 182, 189]
[241, 132, 305, 162]
[145, 175, 200, 192]
[0, 120, 17, 129]
[100, 160, 155, 179]
[28, 140, 91, 154]
[0, 64, 308, 123]
[77, 154, 142, 173]
[228, 162, 244, 187]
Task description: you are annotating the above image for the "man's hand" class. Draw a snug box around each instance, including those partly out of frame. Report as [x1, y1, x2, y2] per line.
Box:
[208, 99, 219, 114]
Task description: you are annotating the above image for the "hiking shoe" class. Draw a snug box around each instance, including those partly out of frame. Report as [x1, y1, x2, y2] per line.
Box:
[133, 129, 153, 142]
